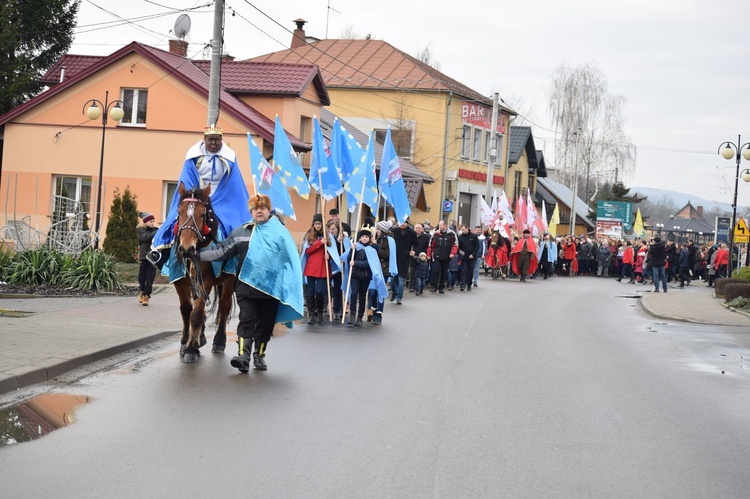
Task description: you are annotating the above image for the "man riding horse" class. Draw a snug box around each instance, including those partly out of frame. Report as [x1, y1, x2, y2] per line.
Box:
[147, 125, 250, 268]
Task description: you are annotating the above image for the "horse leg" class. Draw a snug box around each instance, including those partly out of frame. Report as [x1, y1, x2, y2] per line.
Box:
[182, 297, 206, 364]
[212, 282, 232, 354]
[175, 283, 193, 357]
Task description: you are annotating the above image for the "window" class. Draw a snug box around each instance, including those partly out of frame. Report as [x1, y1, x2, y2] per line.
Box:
[374, 128, 413, 158]
[299, 116, 312, 143]
[120, 89, 148, 126]
[514, 171, 523, 207]
[472, 127, 482, 162]
[483, 131, 491, 164]
[164, 181, 178, 220]
[461, 125, 471, 159]
[54, 175, 92, 215]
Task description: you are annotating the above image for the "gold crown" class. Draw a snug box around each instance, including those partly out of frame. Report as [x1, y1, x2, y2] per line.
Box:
[203, 124, 223, 136]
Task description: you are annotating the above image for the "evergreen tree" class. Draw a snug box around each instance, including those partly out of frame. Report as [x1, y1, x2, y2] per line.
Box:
[588, 181, 647, 220]
[0, 0, 79, 115]
[102, 187, 138, 261]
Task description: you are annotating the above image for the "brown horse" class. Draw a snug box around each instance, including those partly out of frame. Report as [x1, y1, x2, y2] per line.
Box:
[173, 182, 235, 363]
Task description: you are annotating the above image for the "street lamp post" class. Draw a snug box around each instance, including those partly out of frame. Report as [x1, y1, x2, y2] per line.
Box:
[83, 91, 124, 248]
[655, 223, 664, 239]
[718, 135, 750, 275]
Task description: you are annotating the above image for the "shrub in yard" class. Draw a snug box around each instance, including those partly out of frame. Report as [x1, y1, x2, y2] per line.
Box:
[0, 243, 14, 282]
[727, 296, 750, 311]
[724, 283, 750, 303]
[731, 266, 750, 281]
[62, 248, 122, 292]
[7, 247, 68, 286]
[102, 187, 138, 262]
[715, 278, 748, 297]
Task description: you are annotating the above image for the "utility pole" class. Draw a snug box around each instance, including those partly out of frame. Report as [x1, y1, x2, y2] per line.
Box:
[485, 93, 499, 205]
[568, 128, 581, 236]
[207, 0, 224, 126]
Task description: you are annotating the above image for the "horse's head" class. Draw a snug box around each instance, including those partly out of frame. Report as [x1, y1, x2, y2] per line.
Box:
[175, 182, 213, 260]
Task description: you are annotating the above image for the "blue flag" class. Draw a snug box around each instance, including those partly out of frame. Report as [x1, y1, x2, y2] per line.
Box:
[273, 116, 311, 200]
[330, 119, 363, 211]
[248, 133, 296, 220]
[379, 128, 412, 223]
[343, 131, 379, 213]
[310, 116, 343, 201]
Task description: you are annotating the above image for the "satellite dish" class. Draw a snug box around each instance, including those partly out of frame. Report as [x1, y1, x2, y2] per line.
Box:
[174, 14, 191, 40]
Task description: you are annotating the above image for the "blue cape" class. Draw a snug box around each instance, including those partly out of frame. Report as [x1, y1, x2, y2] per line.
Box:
[237, 217, 304, 327]
[152, 146, 250, 250]
[340, 242, 388, 304]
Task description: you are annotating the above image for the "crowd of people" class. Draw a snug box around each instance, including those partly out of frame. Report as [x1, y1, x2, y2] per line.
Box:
[145, 126, 741, 374]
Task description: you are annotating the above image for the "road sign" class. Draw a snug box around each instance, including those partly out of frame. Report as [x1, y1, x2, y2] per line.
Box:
[734, 218, 750, 243]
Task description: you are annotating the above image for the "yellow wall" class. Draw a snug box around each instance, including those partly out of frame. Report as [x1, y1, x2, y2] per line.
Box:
[325, 88, 512, 225]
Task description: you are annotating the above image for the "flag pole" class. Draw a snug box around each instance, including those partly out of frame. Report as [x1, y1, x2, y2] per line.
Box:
[341, 179, 368, 324]
[318, 170, 333, 321]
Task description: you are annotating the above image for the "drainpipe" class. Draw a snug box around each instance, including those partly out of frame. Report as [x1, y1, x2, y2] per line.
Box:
[440, 91, 453, 222]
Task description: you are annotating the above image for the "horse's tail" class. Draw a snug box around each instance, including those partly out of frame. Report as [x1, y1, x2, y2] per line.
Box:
[207, 284, 237, 325]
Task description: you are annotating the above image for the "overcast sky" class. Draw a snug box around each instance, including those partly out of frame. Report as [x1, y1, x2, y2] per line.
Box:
[71, 0, 750, 208]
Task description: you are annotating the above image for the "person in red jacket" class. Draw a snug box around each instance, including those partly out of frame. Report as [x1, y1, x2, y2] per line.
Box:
[617, 240, 635, 283]
[510, 229, 538, 282]
[713, 243, 729, 278]
[301, 213, 331, 324]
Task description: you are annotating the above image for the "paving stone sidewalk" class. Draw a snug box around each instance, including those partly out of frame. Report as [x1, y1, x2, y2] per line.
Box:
[639, 281, 750, 326]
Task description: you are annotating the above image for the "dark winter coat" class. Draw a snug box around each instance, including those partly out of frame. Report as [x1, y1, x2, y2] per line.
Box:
[428, 229, 458, 261]
[390, 225, 417, 278]
[648, 240, 668, 267]
[458, 231, 480, 260]
[414, 258, 429, 279]
[137, 225, 158, 261]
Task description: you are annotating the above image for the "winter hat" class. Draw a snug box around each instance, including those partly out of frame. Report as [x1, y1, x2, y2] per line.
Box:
[328, 208, 340, 216]
[139, 211, 155, 223]
[357, 228, 372, 240]
[312, 213, 323, 224]
[377, 220, 392, 233]
[418, 252, 427, 259]
[248, 194, 272, 210]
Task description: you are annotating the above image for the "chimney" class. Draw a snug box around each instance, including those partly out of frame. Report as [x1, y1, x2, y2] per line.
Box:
[222, 54, 235, 62]
[291, 19, 307, 49]
[169, 39, 189, 56]
[697, 205, 703, 217]
[60, 66, 66, 83]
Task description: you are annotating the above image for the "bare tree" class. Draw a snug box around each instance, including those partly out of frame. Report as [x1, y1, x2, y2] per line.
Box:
[339, 24, 361, 39]
[415, 43, 441, 71]
[376, 92, 420, 162]
[548, 62, 636, 203]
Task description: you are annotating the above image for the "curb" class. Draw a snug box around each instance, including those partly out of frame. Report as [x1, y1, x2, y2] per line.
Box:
[0, 329, 179, 396]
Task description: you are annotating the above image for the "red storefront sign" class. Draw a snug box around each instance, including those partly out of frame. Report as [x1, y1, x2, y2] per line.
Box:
[461, 101, 507, 134]
[458, 168, 504, 185]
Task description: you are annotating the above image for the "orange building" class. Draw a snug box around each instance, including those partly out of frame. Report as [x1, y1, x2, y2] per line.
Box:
[0, 40, 329, 245]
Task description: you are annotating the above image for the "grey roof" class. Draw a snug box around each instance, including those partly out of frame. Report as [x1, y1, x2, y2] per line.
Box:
[508, 126, 542, 176]
[537, 177, 595, 228]
[650, 217, 714, 234]
[318, 108, 432, 211]
[318, 108, 432, 183]
[534, 182, 558, 207]
[535, 150, 548, 178]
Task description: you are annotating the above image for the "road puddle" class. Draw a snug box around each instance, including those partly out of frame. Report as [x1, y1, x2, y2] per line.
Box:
[0, 393, 89, 446]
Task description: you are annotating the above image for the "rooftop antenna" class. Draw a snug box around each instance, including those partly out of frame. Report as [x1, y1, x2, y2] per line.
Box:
[174, 13, 191, 40]
[325, 0, 340, 38]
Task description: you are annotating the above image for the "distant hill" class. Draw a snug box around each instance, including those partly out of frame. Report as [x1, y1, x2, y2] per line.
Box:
[629, 187, 746, 214]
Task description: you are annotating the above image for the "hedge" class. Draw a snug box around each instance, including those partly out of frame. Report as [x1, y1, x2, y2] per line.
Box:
[724, 283, 750, 303]
[715, 278, 749, 297]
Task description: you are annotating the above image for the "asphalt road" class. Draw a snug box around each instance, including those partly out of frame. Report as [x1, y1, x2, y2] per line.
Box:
[2, 276, 750, 498]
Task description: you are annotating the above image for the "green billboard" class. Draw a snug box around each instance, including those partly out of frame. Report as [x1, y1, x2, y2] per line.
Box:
[596, 201, 632, 223]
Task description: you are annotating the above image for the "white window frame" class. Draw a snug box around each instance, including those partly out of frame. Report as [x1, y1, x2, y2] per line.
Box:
[472, 127, 482, 162]
[54, 175, 92, 216]
[164, 181, 178, 221]
[461, 125, 472, 160]
[119, 88, 148, 127]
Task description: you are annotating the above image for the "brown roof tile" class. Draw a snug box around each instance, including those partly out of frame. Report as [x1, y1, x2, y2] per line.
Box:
[249, 39, 513, 111]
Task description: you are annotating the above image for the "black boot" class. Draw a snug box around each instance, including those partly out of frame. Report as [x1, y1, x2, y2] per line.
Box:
[253, 342, 268, 370]
[230, 337, 252, 373]
[307, 310, 316, 325]
[315, 294, 325, 324]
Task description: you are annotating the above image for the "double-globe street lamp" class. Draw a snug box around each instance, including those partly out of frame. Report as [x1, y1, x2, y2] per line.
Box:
[83, 91, 124, 248]
[719, 135, 750, 275]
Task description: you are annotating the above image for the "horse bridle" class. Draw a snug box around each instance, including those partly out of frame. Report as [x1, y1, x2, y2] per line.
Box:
[177, 197, 207, 243]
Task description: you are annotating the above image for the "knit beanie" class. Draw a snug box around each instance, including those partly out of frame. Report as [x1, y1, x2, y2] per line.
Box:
[139, 211, 155, 223]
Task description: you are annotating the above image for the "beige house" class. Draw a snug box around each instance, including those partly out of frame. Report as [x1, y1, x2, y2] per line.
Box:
[250, 20, 520, 228]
